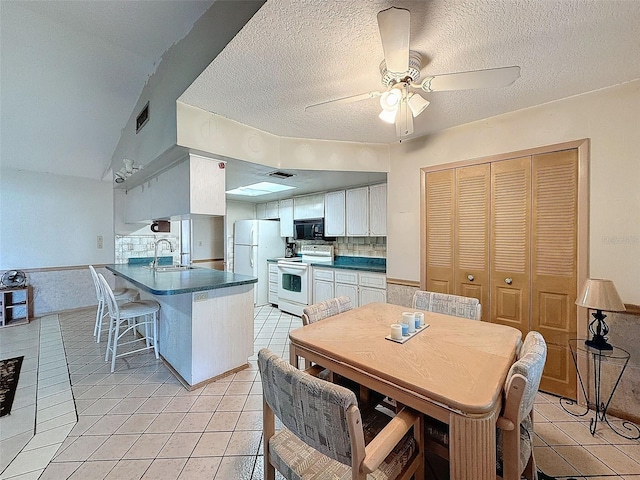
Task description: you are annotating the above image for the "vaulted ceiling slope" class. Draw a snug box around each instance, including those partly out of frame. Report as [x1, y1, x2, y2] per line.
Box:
[0, 0, 214, 180]
[180, 0, 640, 144]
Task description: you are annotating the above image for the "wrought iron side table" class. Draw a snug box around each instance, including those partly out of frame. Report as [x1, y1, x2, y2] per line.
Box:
[560, 339, 639, 439]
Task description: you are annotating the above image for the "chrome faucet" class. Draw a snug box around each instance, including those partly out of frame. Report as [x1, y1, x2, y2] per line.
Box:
[152, 238, 174, 269]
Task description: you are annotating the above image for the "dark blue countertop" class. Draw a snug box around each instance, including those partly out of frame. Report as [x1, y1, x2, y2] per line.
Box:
[267, 256, 386, 274]
[106, 264, 257, 296]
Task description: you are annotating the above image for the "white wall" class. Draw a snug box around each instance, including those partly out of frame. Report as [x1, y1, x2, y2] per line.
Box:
[192, 216, 224, 260]
[110, 1, 264, 171]
[0, 168, 114, 269]
[387, 80, 640, 304]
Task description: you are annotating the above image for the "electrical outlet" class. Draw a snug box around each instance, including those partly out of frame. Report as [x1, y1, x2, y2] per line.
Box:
[198, 241, 203, 247]
[194, 292, 208, 302]
[97, 235, 103, 249]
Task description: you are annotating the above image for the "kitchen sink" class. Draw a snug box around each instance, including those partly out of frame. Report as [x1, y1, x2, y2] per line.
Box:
[147, 265, 197, 272]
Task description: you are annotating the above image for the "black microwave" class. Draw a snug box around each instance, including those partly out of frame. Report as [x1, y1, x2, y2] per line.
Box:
[294, 219, 326, 240]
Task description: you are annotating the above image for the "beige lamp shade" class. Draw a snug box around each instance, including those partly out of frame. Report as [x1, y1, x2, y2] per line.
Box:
[576, 279, 626, 312]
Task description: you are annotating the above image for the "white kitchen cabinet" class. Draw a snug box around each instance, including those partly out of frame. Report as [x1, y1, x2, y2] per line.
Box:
[293, 194, 324, 220]
[335, 282, 359, 307]
[268, 263, 278, 305]
[125, 182, 152, 223]
[124, 154, 225, 223]
[346, 187, 369, 236]
[359, 286, 387, 306]
[368, 183, 387, 236]
[256, 203, 267, 219]
[325, 190, 346, 237]
[334, 269, 359, 307]
[266, 201, 279, 219]
[279, 199, 294, 238]
[358, 272, 387, 306]
[310, 268, 387, 309]
[312, 268, 335, 304]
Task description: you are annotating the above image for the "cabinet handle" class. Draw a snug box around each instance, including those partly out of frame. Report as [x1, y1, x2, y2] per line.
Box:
[467, 274, 474, 282]
[505, 277, 513, 285]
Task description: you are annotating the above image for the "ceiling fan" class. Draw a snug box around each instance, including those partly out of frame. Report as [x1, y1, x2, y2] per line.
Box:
[305, 6, 521, 138]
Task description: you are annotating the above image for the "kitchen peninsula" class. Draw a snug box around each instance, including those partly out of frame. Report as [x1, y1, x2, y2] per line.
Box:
[106, 264, 257, 389]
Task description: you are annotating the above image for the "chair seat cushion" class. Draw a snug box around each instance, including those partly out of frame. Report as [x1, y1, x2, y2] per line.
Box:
[270, 408, 417, 480]
[119, 300, 160, 317]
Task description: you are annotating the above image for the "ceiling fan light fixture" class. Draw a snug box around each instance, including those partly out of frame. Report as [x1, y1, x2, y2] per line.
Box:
[408, 93, 430, 117]
[379, 89, 402, 111]
[378, 108, 397, 124]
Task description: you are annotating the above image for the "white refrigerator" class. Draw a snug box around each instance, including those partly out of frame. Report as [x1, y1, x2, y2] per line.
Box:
[233, 220, 284, 306]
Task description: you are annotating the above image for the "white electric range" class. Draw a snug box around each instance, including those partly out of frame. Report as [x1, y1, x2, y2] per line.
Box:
[276, 245, 334, 316]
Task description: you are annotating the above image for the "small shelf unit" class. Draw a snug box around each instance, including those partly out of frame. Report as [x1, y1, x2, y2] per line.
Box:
[0, 286, 30, 327]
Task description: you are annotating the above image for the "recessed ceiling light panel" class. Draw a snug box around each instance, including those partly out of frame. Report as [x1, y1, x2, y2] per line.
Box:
[226, 181, 296, 197]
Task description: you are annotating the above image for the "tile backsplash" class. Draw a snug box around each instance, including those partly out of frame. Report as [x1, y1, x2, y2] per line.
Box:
[294, 236, 386, 258]
[115, 234, 180, 264]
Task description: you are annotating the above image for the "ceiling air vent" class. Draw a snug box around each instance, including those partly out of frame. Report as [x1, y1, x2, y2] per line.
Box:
[136, 102, 149, 134]
[268, 171, 295, 179]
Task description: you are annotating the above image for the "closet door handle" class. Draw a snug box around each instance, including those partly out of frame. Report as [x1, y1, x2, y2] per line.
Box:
[505, 277, 513, 285]
[467, 274, 474, 282]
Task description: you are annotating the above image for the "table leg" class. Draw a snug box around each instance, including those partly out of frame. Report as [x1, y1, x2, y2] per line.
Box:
[449, 410, 497, 480]
[289, 345, 300, 369]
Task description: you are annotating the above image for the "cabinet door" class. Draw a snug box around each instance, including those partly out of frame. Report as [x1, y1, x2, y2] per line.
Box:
[335, 283, 359, 307]
[490, 157, 531, 336]
[256, 203, 267, 219]
[455, 165, 490, 320]
[424, 170, 455, 293]
[325, 191, 346, 236]
[531, 150, 578, 399]
[346, 187, 369, 236]
[359, 287, 387, 306]
[266, 201, 279, 219]
[369, 184, 387, 236]
[279, 199, 294, 237]
[294, 194, 324, 219]
[313, 280, 335, 304]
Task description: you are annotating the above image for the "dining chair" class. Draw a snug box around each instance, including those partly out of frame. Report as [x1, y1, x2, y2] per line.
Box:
[258, 348, 424, 480]
[98, 273, 161, 373]
[412, 290, 482, 320]
[302, 295, 353, 326]
[89, 265, 138, 343]
[424, 331, 547, 480]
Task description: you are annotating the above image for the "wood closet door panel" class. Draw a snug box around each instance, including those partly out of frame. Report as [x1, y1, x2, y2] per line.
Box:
[425, 170, 455, 293]
[532, 149, 578, 399]
[455, 164, 490, 320]
[490, 157, 531, 335]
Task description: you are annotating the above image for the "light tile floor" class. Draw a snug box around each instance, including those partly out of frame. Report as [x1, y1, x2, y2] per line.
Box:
[1, 305, 639, 479]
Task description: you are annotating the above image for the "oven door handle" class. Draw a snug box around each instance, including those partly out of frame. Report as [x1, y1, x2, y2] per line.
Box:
[277, 263, 308, 274]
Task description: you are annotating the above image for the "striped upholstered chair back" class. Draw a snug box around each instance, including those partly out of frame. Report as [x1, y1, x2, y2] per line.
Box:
[412, 290, 481, 321]
[258, 348, 424, 480]
[302, 296, 353, 326]
[497, 331, 547, 480]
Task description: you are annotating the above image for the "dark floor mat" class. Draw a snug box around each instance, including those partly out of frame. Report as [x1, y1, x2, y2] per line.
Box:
[0, 356, 24, 417]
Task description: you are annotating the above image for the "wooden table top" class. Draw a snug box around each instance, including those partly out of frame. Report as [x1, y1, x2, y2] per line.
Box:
[289, 303, 522, 415]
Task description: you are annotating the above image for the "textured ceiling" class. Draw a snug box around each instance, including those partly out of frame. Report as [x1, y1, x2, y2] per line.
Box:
[180, 0, 640, 144]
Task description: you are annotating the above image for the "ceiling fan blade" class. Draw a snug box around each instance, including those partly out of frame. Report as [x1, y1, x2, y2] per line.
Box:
[305, 90, 382, 113]
[377, 7, 410, 74]
[420, 66, 521, 92]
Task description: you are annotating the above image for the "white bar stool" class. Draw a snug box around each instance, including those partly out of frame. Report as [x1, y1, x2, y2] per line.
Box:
[98, 273, 161, 373]
[89, 265, 138, 343]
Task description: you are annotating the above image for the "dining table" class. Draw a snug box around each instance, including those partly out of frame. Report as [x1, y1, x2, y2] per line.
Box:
[288, 302, 522, 480]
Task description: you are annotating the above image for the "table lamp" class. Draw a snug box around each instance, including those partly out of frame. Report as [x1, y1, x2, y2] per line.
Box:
[576, 279, 626, 350]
